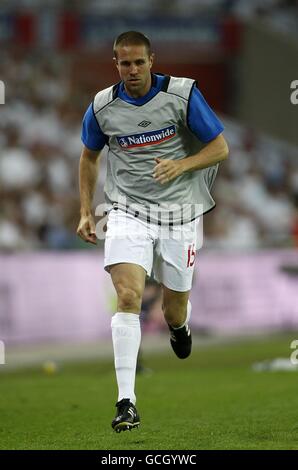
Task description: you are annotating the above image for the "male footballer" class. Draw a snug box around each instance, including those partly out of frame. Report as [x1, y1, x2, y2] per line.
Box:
[77, 31, 229, 433]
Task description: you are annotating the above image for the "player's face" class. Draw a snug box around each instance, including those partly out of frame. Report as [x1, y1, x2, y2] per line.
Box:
[114, 45, 154, 98]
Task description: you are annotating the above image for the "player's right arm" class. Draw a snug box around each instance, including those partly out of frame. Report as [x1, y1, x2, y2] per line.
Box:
[77, 145, 102, 245]
[77, 102, 107, 244]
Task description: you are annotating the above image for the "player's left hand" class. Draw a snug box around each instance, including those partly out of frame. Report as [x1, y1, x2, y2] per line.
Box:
[153, 157, 185, 184]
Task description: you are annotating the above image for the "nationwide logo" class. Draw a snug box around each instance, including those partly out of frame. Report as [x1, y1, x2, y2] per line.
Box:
[117, 125, 176, 149]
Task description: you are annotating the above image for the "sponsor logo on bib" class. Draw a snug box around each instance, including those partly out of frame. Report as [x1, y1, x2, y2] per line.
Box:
[117, 125, 176, 149]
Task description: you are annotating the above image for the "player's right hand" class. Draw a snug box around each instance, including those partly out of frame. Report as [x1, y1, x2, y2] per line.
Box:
[76, 214, 97, 245]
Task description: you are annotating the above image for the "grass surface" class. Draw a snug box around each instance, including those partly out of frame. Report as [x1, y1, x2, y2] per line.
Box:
[1, 334, 298, 450]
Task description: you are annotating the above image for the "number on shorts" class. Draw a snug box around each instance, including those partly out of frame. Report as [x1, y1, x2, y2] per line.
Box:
[187, 243, 196, 267]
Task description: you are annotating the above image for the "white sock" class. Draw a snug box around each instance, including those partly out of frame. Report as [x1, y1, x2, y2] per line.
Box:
[172, 300, 192, 330]
[111, 312, 141, 405]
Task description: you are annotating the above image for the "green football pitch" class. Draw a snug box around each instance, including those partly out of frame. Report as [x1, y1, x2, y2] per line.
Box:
[1, 334, 298, 450]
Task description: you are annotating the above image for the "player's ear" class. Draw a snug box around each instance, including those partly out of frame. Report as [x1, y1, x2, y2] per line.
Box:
[113, 57, 118, 69]
[149, 53, 155, 69]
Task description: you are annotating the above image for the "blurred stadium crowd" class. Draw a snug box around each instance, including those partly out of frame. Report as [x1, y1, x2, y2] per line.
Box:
[1, 0, 297, 37]
[0, 0, 297, 251]
[0, 48, 297, 251]
[0, 47, 298, 250]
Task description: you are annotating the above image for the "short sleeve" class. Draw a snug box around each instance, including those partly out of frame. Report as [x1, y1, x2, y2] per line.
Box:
[81, 103, 107, 151]
[188, 85, 224, 143]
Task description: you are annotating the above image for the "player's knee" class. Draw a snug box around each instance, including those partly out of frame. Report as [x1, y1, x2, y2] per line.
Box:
[117, 283, 143, 312]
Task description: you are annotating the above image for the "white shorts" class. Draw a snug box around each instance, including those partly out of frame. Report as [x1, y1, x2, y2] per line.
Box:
[104, 208, 199, 292]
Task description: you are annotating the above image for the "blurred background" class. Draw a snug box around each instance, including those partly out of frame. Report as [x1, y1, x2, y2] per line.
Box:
[0, 0, 298, 369]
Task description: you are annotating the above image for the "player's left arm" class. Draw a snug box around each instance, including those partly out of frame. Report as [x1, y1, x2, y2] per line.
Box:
[181, 132, 229, 172]
[153, 84, 228, 184]
[153, 133, 228, 184]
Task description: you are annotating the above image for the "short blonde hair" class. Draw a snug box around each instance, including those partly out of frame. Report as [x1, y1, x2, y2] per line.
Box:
[113, 31, 152, 58]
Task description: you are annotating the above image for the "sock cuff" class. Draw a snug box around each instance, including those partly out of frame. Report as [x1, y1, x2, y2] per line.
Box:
[186, 300, 192, 324]
[111, 312, 140, 327]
